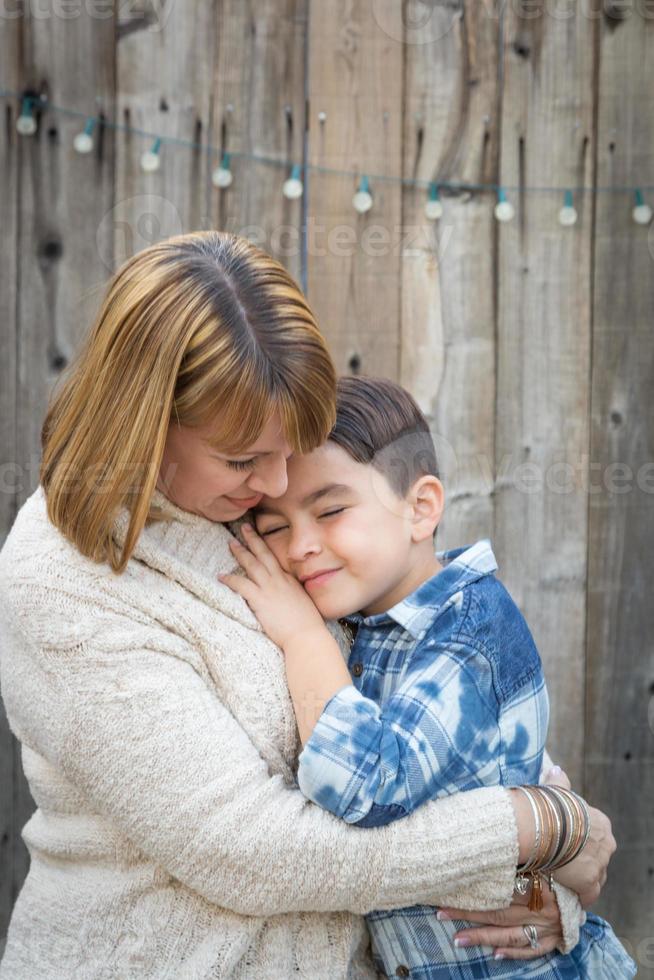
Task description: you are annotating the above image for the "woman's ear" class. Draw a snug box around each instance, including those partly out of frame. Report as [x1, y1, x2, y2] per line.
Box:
[409, 476, 445, 543]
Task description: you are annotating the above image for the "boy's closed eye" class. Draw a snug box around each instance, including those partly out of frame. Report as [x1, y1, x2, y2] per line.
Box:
[255, 507, 347, 537]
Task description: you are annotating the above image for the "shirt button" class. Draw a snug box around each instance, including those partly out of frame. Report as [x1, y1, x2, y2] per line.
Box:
[351, 662, 364, 677]
[395, 967, 410, 978]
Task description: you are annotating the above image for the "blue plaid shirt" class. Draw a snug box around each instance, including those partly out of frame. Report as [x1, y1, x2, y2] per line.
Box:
[296, 541, 636, 980]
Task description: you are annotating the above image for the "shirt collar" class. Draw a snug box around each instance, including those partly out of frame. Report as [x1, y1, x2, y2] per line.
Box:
[346, 539, 498, 639]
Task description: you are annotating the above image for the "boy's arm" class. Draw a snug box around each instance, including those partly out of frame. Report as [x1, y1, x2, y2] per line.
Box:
[297, 636, 547, 827]
[218, 524, 353, 744]
[283, 627, 353, 745]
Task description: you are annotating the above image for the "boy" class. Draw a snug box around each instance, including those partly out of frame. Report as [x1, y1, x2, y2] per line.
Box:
[220, 376, 635, 979]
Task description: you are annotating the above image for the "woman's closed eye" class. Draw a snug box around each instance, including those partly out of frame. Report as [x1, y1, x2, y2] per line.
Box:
[226, 458, 257, 471]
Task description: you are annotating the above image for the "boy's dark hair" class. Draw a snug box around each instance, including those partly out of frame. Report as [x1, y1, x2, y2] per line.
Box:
[329, 376, 439, 498]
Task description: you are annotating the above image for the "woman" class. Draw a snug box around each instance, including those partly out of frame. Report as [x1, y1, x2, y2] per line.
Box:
[0, 232, 614, 978]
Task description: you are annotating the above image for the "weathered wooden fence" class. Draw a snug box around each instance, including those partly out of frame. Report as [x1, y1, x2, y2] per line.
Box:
[1, 0, 652, 970]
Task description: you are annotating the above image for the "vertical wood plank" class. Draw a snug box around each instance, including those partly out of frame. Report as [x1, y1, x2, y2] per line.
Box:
[0, 13, 21, 953]
[114, 1, 216, 269]
[586, 6, 654, 964]
[494, 1, 595, 786]
[400, 1, 501, 548]
[14, 9, 116, 509]
[1, 1, 116, 950]
[305, 0, 403, 378]
[0, 10, 20, 547]
[211, 0, 308, 286]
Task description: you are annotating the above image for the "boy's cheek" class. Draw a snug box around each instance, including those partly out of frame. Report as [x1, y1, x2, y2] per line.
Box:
[267, 540, 293, 573]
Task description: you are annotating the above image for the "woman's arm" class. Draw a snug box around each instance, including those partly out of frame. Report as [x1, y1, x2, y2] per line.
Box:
[1, 580, 525, 918]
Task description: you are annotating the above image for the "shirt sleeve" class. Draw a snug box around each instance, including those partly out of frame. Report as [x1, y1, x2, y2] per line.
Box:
[297, 637, 506, 825]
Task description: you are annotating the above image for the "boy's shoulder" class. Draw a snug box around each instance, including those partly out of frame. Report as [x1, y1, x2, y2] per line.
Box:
[423, 549, 543, 702]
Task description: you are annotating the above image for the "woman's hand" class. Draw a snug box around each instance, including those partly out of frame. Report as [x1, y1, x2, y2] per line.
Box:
[510, 767, 615, 909]
[536, 765, 616, 909]
[438, 881, 564, 961]
[551, 803, 615, 907]
[219, 523, 326, 649]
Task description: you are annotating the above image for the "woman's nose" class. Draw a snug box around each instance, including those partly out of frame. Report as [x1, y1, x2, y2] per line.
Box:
[247, 454, 288, 498]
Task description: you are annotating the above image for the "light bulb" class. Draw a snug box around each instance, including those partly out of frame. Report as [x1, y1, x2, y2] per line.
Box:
[425, 184, 443, 220]
[353, 177, 373, 214]
[632, 191, 652, 225]
[283, 165, 303, 199]
[212, 153, 233, 188]
[494, 190, 514, 222]
[141, 151, 161, 173]
[140, 138, 162, 173]
[16, 98, 37, 136]
[73, 118, 95, 154]
[558, 191, 578, 227]
[633, 204, 653, 225]
[73, 132, 94, 154]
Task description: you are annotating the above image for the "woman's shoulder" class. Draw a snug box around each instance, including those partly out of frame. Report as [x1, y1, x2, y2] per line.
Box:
[0, 487, 127, 645]
[0, 486, 113, 588]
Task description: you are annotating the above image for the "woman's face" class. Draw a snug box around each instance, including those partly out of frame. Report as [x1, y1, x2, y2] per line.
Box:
[155, 411, 293, 522]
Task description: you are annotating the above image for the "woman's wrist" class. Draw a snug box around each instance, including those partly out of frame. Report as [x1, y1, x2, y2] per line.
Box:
[507, 788, 537, 866]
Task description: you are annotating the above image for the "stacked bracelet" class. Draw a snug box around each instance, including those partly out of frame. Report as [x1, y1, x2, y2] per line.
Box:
[514, 785, 591, 911]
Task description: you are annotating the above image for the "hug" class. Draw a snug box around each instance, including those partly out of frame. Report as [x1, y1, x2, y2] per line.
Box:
[0, 233, 634, 978]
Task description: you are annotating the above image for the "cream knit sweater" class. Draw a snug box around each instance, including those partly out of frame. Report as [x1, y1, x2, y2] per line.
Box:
[0, 486, 581, 979]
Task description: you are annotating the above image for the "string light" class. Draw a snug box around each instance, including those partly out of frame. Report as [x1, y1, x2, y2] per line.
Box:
[211, 152, 233, 188]
[494, 188, 514, 223]
[632, 189, 652, 225]
[353, 176, 373, 214]
[425, 183, 443, 220]
[2, 91, 652, 226]
[558, 189, 578, 227]
[16, 96, 37, 136]
[140, 137, 162, 173]
[282, 164, 304, 200]
[73, 117, 95, 154]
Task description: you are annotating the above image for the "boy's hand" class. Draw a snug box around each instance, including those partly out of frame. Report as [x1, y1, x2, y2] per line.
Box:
[219, 523, 326, 649]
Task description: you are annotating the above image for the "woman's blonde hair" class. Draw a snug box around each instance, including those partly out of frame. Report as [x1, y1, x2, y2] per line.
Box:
[41, 231, 336, 573]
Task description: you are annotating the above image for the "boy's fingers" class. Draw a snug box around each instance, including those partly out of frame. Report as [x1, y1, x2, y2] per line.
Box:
[240, 524, 281, 574]
[218, 573, 257, 605]
[228, 538, 267, 583]
[543, 765, 571, 790]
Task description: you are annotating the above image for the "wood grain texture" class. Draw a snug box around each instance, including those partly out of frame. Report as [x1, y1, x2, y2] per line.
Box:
[0, 0, 651, 956]
[305, 0, 403, 377]
[210, 0, 308, 286]
[0, 9, 22, 951]
[493, 0, 595, 786]
[400, 1, 500, 549]
[585, 6, 654, 970]
[14, 6, 116, 510]
[114, 0, 215, 267]
[0, 0, 116, 948]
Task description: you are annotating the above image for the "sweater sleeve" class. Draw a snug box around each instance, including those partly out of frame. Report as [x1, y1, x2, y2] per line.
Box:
[538, 750, 585, 954]
[0, 583, 520, 919]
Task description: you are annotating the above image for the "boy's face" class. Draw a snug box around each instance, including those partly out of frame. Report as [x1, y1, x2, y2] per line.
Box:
[253, 441, 440, 620]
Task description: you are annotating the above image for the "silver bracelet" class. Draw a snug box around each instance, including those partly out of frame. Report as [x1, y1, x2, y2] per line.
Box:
[515, 786, 541, 874]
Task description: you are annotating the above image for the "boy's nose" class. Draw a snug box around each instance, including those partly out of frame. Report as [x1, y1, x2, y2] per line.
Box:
[287, 532, 321, 563]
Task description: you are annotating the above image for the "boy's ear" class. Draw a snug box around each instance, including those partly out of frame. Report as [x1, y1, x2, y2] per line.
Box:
[409, 476, 445, 542]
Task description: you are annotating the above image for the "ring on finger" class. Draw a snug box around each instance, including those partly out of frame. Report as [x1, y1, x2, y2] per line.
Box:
[522, 924, 539, 949]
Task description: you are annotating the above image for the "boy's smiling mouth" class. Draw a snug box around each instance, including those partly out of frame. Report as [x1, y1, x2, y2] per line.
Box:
[300, 568, 342, 589]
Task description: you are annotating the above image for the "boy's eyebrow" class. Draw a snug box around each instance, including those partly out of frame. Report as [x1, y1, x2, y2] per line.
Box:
[255, 483, 352, 516]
